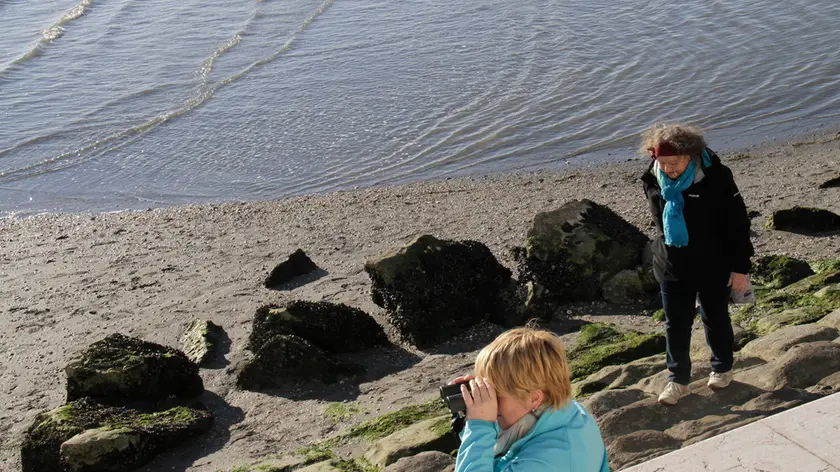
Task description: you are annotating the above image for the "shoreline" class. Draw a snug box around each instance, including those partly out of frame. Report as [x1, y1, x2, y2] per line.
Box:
[4, 124, 839, 220]
[1, 126, 839, 471]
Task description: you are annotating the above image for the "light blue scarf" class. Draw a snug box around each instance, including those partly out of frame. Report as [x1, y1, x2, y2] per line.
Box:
[656, 150, 712, 247]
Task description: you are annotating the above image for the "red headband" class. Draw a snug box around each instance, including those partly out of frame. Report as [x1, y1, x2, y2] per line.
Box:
[648, 142, 680, 159]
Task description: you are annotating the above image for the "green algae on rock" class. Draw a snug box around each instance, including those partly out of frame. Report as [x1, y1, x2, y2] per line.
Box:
[515, 199, 649, 302]
[365, 235, 512, 348]
[248, 301, 387, 354]
[567, 323, 666, 381]
[752, 255, 814, 289]
[20, 399, 212, 472]
[363, 415, 455, 467]
[65, 333, 203, 403]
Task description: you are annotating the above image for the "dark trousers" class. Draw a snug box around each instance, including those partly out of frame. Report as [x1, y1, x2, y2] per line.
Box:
[660, 278, 734, 385]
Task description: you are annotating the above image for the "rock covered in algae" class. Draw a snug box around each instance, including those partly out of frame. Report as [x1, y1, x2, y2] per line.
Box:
[248, 301, 387, 354]
[751, 254, 814, 289]
[65, 333, 203, 403]
[365, 234, 512, 348]
[515, 199, 649, 302]
[20, 399, 212, 472]
[237, 334, 364, 391]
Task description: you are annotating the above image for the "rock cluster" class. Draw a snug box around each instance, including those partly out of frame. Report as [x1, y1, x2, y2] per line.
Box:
[238, 301, 385, 391]
[574, 257, 840, 470]
[22, 335, 212, 472]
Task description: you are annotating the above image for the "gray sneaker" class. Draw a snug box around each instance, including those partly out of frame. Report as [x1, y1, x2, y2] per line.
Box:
[708, 371, 733, 389]
[658, 382, 689, 405]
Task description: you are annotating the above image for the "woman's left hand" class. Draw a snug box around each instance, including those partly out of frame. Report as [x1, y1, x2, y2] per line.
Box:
[462, 377, 498, 423]
[728, 272, 749, 294]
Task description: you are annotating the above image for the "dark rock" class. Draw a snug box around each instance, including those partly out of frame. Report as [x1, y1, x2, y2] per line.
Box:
[767, 207, 840, 234]
[181, 319, 225, 365]
[383, 451, 455, 472]
[515, 199, 649, 301]
[602, 270, 645, 304]
[365, 235, 512, 348]
[264, 249, 319, 289]
[20, 399, 212, 472]
[248, 301, 387, 354]
[65, 334, 203, 403]
[819, 175, 840, 189]
[494, 280, 554, 328]
[236, 334, 364, 391]
[752, 255, 815, 289]
[606, 430, 681, 470]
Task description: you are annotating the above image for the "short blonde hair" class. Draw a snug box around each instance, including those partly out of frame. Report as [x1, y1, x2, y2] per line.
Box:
[639, 123, 707, 156]
[474, 328, 571, 409]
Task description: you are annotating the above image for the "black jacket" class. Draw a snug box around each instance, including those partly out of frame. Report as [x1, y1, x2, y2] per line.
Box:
[641, 149, 754, 283]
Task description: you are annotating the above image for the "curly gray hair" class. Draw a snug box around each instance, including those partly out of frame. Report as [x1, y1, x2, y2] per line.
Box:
[639, 123, 707, 156]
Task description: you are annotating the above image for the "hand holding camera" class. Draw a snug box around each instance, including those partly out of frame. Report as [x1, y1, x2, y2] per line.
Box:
[440, 375, 497, 423]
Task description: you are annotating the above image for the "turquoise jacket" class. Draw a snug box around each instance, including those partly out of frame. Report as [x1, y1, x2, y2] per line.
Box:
[455, 400, 610, 472]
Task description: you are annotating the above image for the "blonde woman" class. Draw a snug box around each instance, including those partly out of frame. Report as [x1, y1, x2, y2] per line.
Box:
[640, 123, 753, 405]
[452, 328, 609, 472]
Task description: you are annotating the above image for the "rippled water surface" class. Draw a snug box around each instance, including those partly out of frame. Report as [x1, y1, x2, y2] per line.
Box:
[2, 0, 839, 214]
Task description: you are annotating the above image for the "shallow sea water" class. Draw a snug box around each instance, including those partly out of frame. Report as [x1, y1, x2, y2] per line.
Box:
[1, 0, 839, 214]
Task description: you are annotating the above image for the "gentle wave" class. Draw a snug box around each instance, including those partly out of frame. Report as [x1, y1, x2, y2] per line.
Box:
[0, 0, 336, 184]
[0, 0, 94, 75]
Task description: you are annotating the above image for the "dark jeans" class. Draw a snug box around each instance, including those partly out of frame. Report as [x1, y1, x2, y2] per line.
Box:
[660, 278, 734, 385]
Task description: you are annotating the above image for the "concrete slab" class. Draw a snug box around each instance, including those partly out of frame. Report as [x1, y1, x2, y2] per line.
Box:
[624, 393, 840, 472]
[762, 392, 840, 468]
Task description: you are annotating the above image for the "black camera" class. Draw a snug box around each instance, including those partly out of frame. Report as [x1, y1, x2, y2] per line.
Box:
[439, 381, 471, 415]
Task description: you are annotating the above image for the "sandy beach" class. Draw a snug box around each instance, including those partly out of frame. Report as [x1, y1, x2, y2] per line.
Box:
[1, 129, 839, 472]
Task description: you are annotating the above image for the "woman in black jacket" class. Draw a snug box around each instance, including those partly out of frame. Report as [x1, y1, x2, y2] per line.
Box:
[640, 123, 753, 405]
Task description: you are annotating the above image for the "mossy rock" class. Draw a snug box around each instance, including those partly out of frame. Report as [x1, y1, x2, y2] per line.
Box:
[236, 334, 364, 391]
[248, 301, 387, 354]
[516, 200, 649, 302]
[781, 269, 840, 295]
[754, 307, 828, 335]
[811, 259, 840, 274]
[567, 324, 666, 381]
[65, 333, 203, 403]
[21, 399, 212, 472]
[752, 255, 814, 289]
[365, 235, 512, 348]
[344, 400, 447, 442]
[364, 415, 456, 467]
[734, 278, 840, 335]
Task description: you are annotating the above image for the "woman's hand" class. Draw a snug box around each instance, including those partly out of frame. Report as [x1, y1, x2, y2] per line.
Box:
[450, 375, 476, 385]
[462, 377, 498, 422]
[728, 272, 749, 294]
